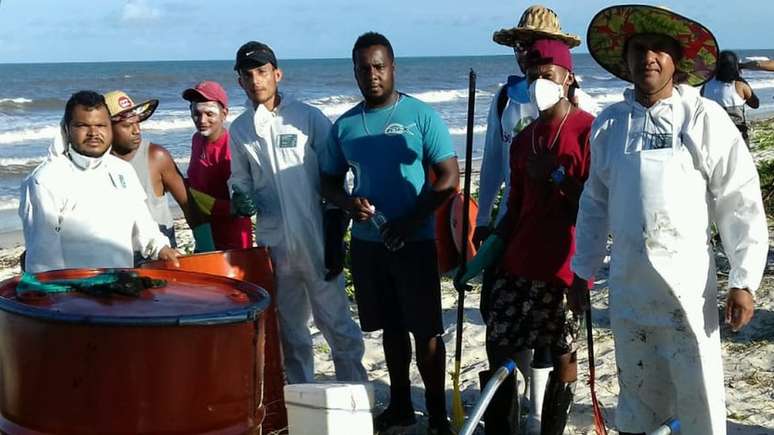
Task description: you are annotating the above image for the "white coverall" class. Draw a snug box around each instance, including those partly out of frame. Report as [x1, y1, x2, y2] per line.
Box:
[477, 85, 597, 228]
[20, 144, 171, 273]
[572, 85, 768, 434]
[229, 95, 366, 384]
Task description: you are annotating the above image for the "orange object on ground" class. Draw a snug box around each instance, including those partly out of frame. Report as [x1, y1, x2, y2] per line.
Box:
[142, 247, 287, 433]
[0, 268, 270, 435]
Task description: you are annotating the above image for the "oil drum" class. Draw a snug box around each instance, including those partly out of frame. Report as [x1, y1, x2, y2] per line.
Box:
[142, 247, 287, 433]
[0, 268, 270, 435]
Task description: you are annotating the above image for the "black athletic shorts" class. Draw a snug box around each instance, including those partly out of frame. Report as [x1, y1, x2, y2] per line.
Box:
[350, 239, 443, 337]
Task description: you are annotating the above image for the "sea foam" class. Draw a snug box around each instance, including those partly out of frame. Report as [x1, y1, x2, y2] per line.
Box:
[410, 88, 492, 103]
[0, 98, 33, 105]
[0, 126, 60, 145]
[0, 198, 20, 212]
[749, 78, 774, 90]
[448, 124, 487, 135]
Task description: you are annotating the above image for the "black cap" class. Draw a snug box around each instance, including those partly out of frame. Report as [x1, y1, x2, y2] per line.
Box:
[234, 41, 277, 71]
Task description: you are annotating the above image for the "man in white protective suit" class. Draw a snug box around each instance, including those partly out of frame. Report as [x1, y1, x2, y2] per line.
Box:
[571, 5, 768, 435]
[228, 41, 366, 384]
[20, 91, 179, 273]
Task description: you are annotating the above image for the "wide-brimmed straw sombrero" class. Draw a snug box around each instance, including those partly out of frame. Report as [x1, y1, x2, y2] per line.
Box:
[493, 5, 581, 48]
[587, 4, 718, 86]
[104, 90, 159, 123]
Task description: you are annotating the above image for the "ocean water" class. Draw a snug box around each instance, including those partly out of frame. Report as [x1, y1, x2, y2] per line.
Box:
[1, 51, 774, 234]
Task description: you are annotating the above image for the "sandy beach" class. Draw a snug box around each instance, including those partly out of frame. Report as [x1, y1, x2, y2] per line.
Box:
[1, 120, 773, 434]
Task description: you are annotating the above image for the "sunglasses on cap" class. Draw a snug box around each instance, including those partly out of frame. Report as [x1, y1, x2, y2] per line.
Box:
[109, 100, 156, 124]
[110, 108, 143, 123]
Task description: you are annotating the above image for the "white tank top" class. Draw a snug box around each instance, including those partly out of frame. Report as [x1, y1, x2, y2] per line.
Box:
[703, 78, 746, 107]
[129, 140, 174, 229]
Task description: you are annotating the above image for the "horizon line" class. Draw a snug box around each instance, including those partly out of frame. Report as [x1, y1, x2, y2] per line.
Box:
[1, 48, 769, 66]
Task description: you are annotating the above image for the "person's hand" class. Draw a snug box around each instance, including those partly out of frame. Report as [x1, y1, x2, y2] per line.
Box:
[473, 225, 492, 249]
[453, 266, 473, 292]
[232, 187, 257, 217]
[566, 274, 590, 316]
[526, 151, 558, 181]
[381, 216, 419, 250]
[157, 246, 181, 268]
[343, 197, 375, 222]
[725, 288, 755, 332]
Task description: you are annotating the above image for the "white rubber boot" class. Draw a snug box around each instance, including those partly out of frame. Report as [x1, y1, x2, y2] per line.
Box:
[514, 349, 533, 397]
[525, 367, 552, 435]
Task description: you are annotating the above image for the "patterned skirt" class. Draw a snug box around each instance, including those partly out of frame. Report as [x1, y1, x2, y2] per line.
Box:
[485, 275, 579, 355]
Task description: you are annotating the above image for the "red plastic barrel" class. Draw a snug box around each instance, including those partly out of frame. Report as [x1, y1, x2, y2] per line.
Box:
[0, 268, 270, 435]
[142, 247, 287, 433]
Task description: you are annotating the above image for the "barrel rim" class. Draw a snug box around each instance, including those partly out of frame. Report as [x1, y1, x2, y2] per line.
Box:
[0, 268, 271, 326]
[140, 245, 271, 262]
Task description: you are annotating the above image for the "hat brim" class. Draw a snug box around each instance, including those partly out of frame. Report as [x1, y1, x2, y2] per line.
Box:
[587, 4, 718, 86]
[493, 27, 581, 49]
[111, 99, 159, 123]
[234, 57, 275, 72]
[182, 88, 211, 103]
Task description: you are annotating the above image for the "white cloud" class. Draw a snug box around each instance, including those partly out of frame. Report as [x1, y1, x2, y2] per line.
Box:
[121, 0, 161, 23]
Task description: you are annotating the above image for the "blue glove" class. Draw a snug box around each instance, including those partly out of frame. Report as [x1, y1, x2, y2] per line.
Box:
[454, 235, 505, 288]
[192, 223, 216, 253]
[232, 186, 257, 217]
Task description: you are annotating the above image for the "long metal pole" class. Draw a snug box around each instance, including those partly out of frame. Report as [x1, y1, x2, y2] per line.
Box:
[451, 68, 477, 431]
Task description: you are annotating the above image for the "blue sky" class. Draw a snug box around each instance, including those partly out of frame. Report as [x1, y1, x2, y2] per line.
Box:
[0, 0, 772, 63]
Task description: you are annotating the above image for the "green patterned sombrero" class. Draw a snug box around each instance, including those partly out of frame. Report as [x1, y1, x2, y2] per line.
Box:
[587, 4, 718, 86]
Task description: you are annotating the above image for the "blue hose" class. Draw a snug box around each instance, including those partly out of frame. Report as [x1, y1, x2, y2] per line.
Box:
[458, 359, 517, 435]
[648, 417, 680, 435]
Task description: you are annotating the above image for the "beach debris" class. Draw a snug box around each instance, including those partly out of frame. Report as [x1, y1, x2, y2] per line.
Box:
[17, 270, 166, 298]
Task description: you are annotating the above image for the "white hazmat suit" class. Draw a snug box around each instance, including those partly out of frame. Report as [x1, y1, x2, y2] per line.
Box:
[229, 95, 366, 384]
[20, 134, 171, 273]
[572, 85, 768, 434]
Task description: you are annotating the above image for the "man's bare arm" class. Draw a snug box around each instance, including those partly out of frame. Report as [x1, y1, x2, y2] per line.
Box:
[740, 59, 774, 72]
[149, 143, 193, 222]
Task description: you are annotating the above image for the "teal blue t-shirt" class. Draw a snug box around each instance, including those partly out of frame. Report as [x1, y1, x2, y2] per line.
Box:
[321, 93, 456, 242]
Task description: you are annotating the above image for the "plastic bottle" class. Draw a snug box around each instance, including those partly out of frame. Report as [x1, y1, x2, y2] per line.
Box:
[370, 210, 404, 252]
[648, 418, 680, 435]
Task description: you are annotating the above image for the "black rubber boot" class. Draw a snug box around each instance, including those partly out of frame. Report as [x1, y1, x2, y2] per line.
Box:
[539, 371, 575, 435]
[373, 406, 416, 433]
[480, 370, 516, 435]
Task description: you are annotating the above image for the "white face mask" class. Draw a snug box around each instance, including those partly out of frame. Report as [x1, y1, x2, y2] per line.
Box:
[528, 77, 566, 112]
[68, 146, 109, 170]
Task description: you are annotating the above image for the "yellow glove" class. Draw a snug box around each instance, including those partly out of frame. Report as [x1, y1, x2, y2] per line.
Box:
[190, 188, 216, 216]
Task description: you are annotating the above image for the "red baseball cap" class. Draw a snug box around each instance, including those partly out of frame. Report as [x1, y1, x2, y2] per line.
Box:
[182, 80, 228, 109]
[524, 38, 573, 72]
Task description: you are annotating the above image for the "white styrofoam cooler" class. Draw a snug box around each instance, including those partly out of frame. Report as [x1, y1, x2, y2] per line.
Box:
[284, 383, 374, 435]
